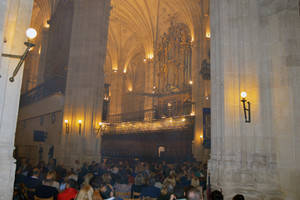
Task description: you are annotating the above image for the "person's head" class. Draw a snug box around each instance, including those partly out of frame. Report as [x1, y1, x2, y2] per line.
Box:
[90, 176, 102, 190]
[173, 186, 185, 199]
[147, 177, 155, 186]
[46, 170, 56, 181]
[232, 194, 245, 200]
[66, 179, 77, 189]
[100, 184, 114, 199]
[102, 173, 112, 184]
[187, 187, 203, 200]
[32, 168, 40, 177]
[211, 190, 223, 200]
[161, 182, 174, 196]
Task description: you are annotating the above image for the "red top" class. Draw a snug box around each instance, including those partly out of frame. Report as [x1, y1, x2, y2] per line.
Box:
[58, 188, 78, 200]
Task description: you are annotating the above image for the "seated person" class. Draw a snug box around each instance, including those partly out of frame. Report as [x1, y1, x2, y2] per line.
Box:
[114, 176, 131, 199]
[158, 182, 174, 200]
[140, 178, 161, 198]
[100, 184, 122, 200]
[35, 184, 58, 200]
[24, 168, 42, 189]
[57, 179, 78, 200]
[43, 170, 60, 190]
[171, 186, 186, 200]
[90, 176, 102, 200]
[24, 168, 42, 199]
[75, 174, 94, 200]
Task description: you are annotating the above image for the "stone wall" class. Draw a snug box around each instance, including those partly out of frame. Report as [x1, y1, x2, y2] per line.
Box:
[209, 0, 300, 199]
[0, 0, 33, 199]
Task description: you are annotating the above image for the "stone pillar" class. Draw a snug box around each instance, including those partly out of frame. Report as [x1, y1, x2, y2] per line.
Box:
[0, 0, 33, 199]
[144, 59, 154, 120]
[192, 0, 210, 162]
[209, 0, 300, 199]
[60, 0, 111, 166]
[191, 38, 203, 160]
[109, 71, 123, 117]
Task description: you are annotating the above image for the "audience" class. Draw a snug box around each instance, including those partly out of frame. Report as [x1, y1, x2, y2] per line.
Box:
[13, 158, 210, 200]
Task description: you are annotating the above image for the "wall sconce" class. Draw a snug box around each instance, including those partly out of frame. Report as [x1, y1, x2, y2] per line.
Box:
[64, 120, 69, 134]
[1, 28, 37, 82]
[78, 120, 82, 135]
[241, 92, 251, 123]
[96, 122, 108, 135]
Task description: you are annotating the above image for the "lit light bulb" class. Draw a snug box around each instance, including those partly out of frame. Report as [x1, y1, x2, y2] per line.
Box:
[148, 54, 154, 60]
[78, 120, 82, 124]
[200, 135, 203, 139]
[64, 120, 69, 124]
[189, 80, 193, 85]
[99, 122, 103, 126]
[241, 92, 247, 98]
[190, 112, 195, 116]
[26, 28, 37, 39]
[182, 118, 186, 122]
[206, 31, 211, 39]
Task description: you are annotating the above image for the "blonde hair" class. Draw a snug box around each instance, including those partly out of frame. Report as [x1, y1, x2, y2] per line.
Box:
[75, 185, 94, 200]
[46, 170, 56, 180]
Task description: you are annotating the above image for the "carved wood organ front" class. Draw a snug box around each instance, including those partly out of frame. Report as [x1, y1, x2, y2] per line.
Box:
[154, 23, 193, 117]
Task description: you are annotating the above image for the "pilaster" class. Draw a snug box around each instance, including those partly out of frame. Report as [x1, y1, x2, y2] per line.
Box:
[0, 0, 33, 199]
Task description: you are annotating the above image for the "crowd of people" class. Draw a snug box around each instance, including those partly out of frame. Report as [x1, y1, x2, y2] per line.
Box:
[13, 158, 245, 200]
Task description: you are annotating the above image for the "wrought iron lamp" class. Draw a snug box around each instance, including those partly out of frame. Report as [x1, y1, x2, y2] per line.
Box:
[78, 120, 82, 135]
[96, 122, 108, 135]
[64, 120, 70, 134]
[1, 28, 37, 82]
[241, 92, 251, 123]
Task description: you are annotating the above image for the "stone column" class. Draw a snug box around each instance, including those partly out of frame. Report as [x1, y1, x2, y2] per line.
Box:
[60, 0, 111, 166]
[109, 71, 123, 117]
[192, 1, 210, 162]
[209, 0, 300, 199]
[144, 59, 154, 120]
[0, 0, 33, 199]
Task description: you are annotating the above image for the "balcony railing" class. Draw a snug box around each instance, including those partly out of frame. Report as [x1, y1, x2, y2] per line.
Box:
[107, 102, 194, 124]
[20, 77, 66, 107]
[103, 115, 195, 134]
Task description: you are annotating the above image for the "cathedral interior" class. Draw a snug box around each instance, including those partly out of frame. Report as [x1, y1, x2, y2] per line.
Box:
[16, 0, 211, 164]
[0, 0, 300, 199]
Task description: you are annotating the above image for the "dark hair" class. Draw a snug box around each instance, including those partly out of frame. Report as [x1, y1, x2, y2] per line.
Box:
[233, 194, 245, 200]
[100, 184, 113, 199]
[67, 179, 77, 189]
[32, 168, 40, 176]
[211, 190, 223, 200]
[90, 176, 102, 189]
[174, 186, 185, 199]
